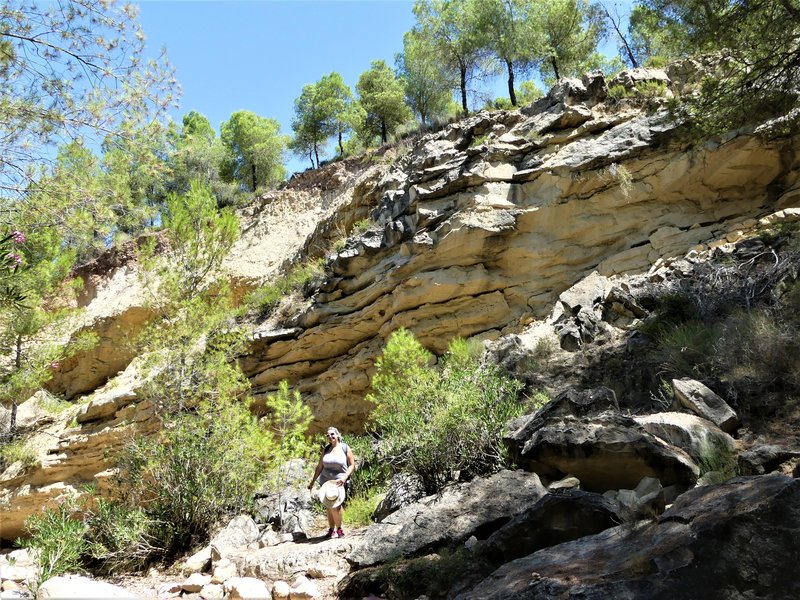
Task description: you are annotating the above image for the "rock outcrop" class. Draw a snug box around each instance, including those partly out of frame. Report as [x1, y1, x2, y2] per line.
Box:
[457, 475, 800, 600]
[240, 70, 800, 431]
[347, 470, 548, 568]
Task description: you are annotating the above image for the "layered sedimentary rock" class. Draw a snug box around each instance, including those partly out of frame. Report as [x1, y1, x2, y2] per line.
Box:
[241, 69, 800, 431]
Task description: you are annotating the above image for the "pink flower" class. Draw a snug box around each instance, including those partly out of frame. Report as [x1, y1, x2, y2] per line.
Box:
[49, 361, 60, 370]
[10, 230, 25, 244]
[6, 252, 22, 266]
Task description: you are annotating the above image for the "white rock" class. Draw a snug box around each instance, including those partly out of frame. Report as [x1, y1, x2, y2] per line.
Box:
[223, 577, 271, 600]
[211, 558, 237, 583]
[672, 378, 740, 433]
[182, 573, 212, 593]
[289, 575, 320, 600]
[209, 515, 260, 558]
[272, 580, 291, 600]
[182, 545, 211, 574]
[200, 583, 224, 599]
[0, 565, 32, 583]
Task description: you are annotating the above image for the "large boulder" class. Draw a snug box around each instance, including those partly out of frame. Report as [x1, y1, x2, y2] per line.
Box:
[738, 444, 800, 476]
[372, 472, 425, 522]
[505, 386, 619, 447]
[672, 378, 740, 433]
[209, 515, 260, 558]
[456, 475, 800, 600]
[482, 489, 623, 564]
[253, 459, 314, 536]
[348, 470, 547, 568]
[507, 411, 700, 492]
[634, 412, 737, 463]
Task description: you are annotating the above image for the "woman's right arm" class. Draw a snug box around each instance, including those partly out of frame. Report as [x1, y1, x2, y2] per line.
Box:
[307, 454, 324, 490]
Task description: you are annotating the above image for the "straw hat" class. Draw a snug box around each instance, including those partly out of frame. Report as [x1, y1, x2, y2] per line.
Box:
[318, 480, 345, 508]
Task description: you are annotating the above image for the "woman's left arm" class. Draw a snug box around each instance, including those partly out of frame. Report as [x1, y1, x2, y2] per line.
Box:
[342, 447, 356, 485]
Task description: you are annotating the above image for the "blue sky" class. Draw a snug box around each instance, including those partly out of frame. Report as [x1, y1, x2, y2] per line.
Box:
[137, 0, 633, 176]
[138, 0, 418, 174]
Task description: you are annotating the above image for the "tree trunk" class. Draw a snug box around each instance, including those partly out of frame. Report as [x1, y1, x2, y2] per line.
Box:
[420, 109, 427, 132]
[551, 56, 561, 81]
[338, 130, 344, 155]
[251, 163, 257, 191]
[603, 5, 638, 68]
[314, 143, 320, 169]
[507, 60, 517, 106]
[460, 65, 468, 115]
[381, 118, 388, 144]
[9, 400, 17, 438]
[9, 334, 22, 437]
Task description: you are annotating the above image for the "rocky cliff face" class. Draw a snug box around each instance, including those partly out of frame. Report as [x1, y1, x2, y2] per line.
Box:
[241, 67, 799, 430]
[2, 64, 800, 544]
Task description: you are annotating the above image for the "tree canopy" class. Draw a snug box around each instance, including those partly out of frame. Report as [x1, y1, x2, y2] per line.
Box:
[356, 60, 413, 144]
[291, 72, 353, 169]
[538, 0, 607, 82]
[220, 111, 288, 192]
[633, 0, 800, 134]
[412, 0, 487, 115]
[0, 0, 176, 199]
[476, 0, 543, 106]
[396, 30, 456, 129]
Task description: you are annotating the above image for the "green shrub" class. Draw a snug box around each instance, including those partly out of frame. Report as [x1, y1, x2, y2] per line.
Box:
[608, 81, 667, 101]
[345, 434, 391, 501]
[696, 438, 737, 484]
[351, 219, 374, 236]
[635, 81, 668, 98]
[712, 308, 800, 394]
[527, 389, 550, 412]
[0, 439, 37, 470]
[533, 336, 556, 363]
[484, 97, 514, 111]
[368, 329, 524, 494]
[118, 397, 273, 556]
[469, 134, 489, 147]
[83, 498, 156, 575]
[659, 320, 720, 378]
[608, 84, 630, 100]
[21, 499, 87, 586]
[343, 491, 384, 528]
[246, 258, 325, 315]
[262, 379, 314, 487]
[40, 395, 73, 415]
[636, 292, 699, 339]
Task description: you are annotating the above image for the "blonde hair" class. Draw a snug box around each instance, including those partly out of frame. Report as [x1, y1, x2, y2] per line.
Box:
[326, 427, 342, 442]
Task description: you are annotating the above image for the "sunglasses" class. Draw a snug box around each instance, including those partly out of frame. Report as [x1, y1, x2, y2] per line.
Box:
[326, 433, 337, 438]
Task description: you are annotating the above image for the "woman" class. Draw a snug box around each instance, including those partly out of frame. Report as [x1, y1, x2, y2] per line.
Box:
[307, 426, 355, 538]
